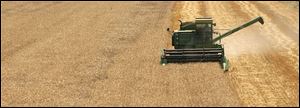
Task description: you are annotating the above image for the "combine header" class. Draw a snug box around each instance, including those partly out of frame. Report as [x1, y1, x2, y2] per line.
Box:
[161, 16, 264, 71]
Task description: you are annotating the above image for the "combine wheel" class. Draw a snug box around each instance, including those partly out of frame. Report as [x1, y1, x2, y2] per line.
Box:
[222, 56, 229, 71]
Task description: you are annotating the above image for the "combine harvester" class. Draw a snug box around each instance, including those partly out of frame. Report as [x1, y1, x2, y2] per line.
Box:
[161, 16, 264, 71]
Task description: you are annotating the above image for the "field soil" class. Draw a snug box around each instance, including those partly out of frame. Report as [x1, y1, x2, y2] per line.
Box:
[1, 1, 299, 107]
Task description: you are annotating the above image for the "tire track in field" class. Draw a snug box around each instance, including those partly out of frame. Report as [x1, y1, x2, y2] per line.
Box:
[181, 1, 200, 21]
[198, 1, 207, 17]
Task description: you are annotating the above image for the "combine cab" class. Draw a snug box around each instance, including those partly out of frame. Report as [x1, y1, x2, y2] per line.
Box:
[161, 16, 264, 71]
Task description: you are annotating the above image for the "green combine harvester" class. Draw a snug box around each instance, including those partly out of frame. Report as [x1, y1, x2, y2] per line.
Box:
[161, 16, 264, 71]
